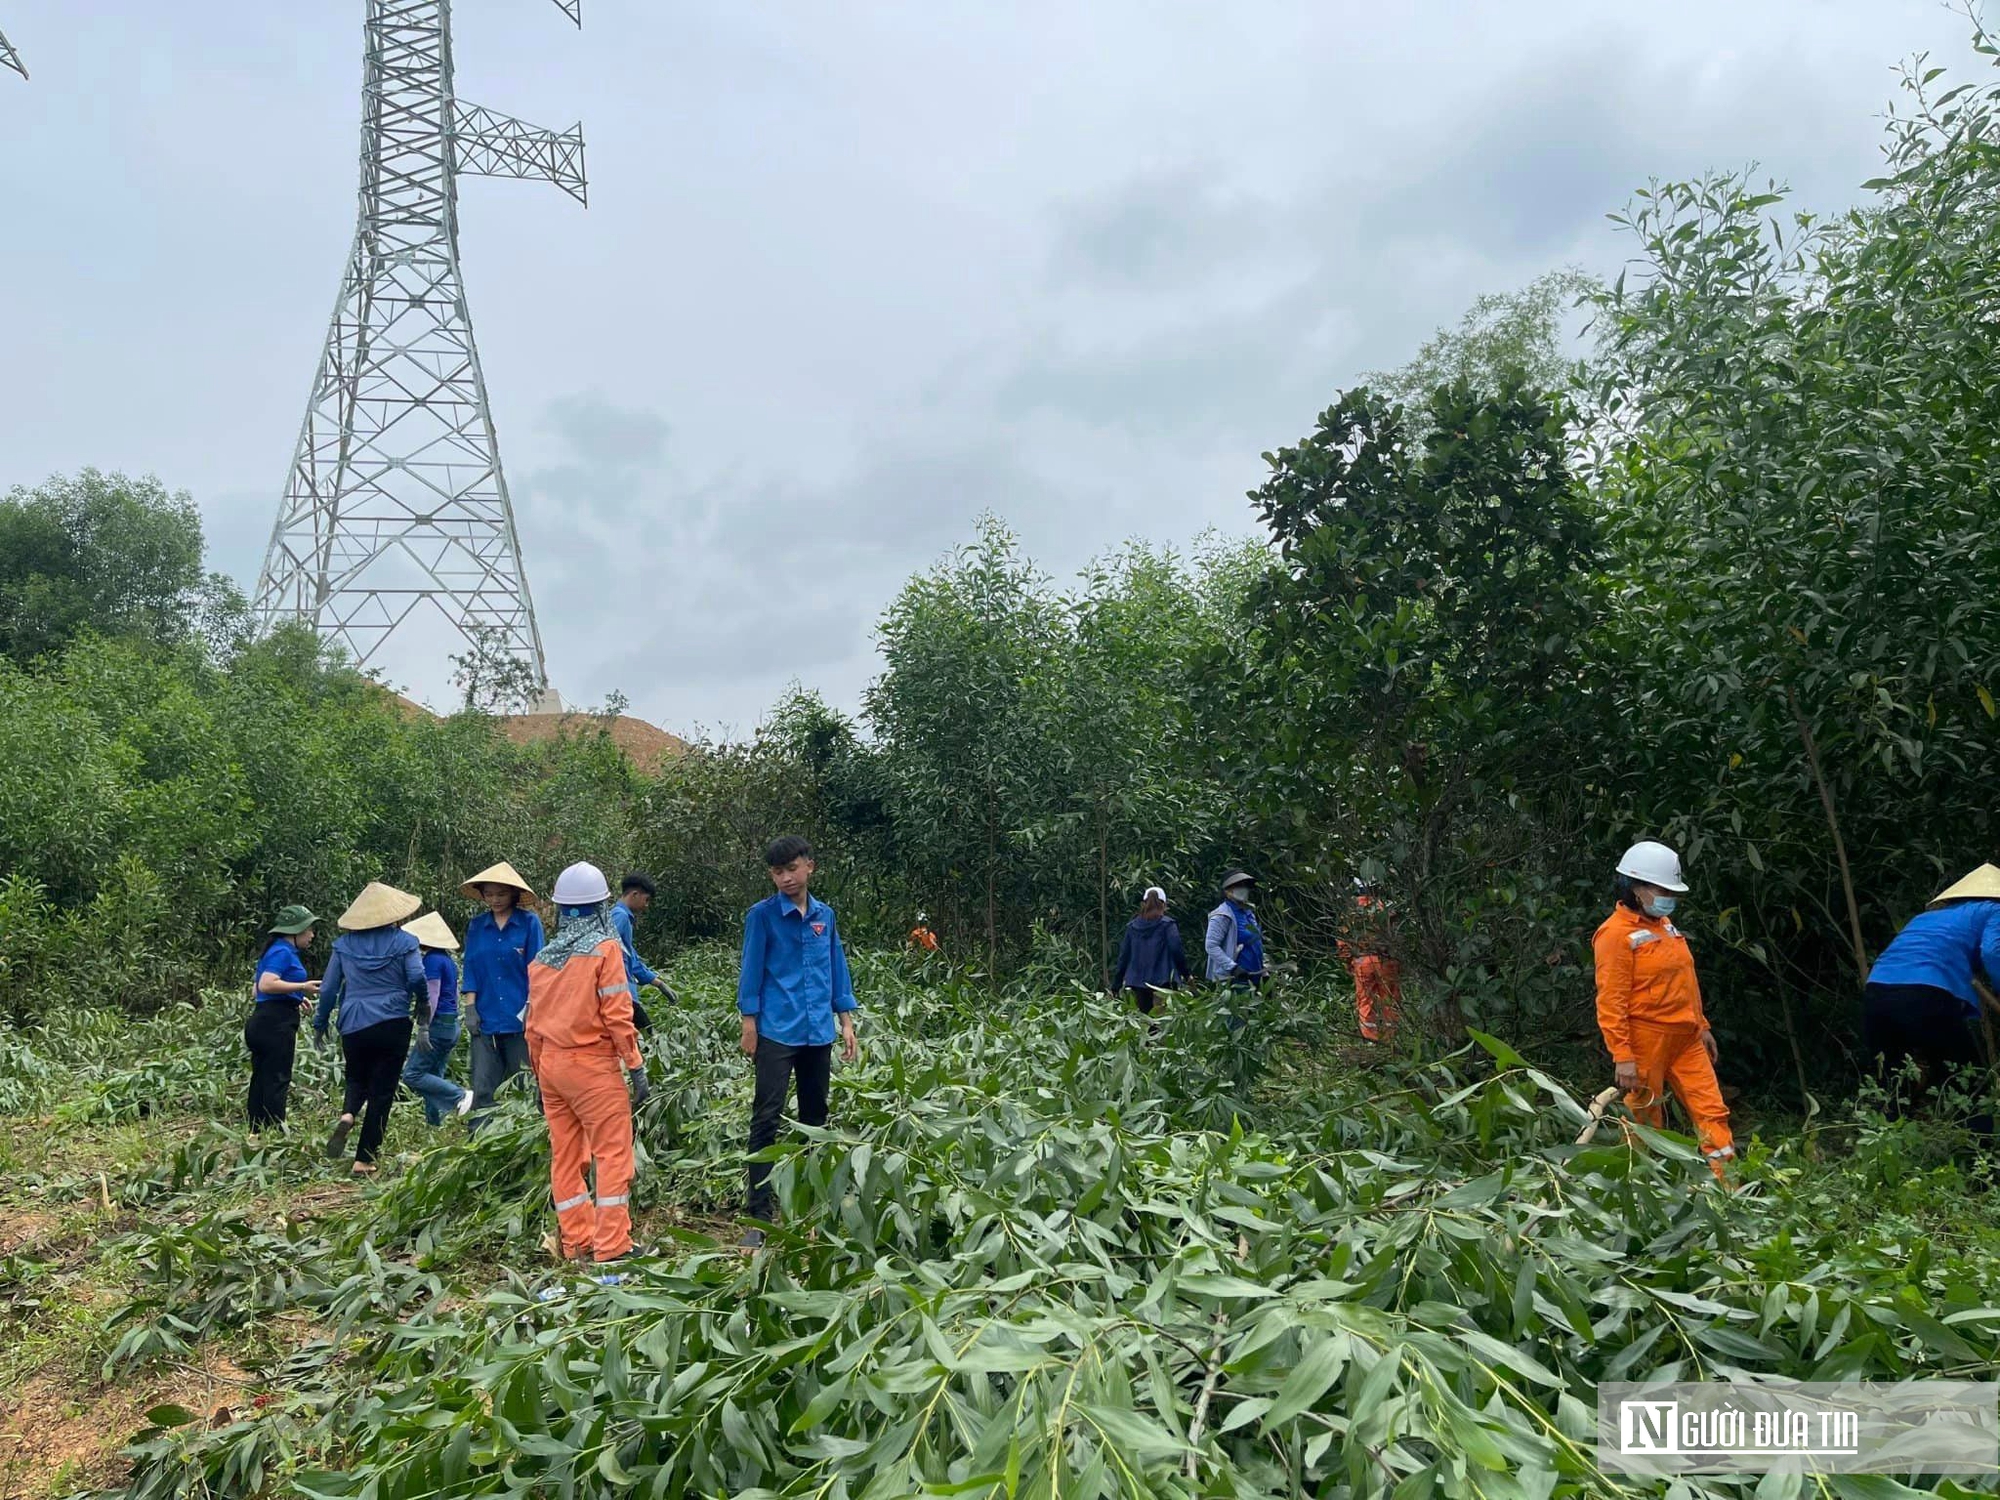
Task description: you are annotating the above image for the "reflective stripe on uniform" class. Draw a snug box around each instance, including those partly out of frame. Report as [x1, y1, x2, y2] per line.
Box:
[596, 1193, 629, 1208]
[598, 984, 628, 997]
[555, 1193, 592, 1213]
[1704, 1146, 1735, 1159]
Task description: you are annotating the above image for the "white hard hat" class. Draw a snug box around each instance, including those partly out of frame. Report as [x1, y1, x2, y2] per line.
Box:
[1616, 841, 1687, 893]
[551, 861, 611, 906]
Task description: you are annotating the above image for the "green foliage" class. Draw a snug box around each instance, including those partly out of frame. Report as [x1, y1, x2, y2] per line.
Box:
[1365, 268, 1601, 414]
[0, 469, 243, 664]
[26, 956, 1999, 1500]
[1580, 48, 2000, 1039]
[1231, 380, 1604, 1033]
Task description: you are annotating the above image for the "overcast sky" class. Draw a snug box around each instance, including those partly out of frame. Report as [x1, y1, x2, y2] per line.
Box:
[0, 1, 1981, 735]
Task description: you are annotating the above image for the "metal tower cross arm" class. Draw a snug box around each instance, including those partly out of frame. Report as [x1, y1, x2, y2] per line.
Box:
[454, 103, 587, 204]
[0, 28, 26, 79]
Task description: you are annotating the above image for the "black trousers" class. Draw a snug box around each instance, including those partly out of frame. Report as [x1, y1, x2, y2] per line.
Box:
[340, 1017, 414, 1164]
[244, 1002, 300, 1128]
[1863, 981, 1993, 1135]
[745, 1039, 831, 1220]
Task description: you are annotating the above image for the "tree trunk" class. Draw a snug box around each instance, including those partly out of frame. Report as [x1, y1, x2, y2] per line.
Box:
[1786, 685, 1869, 987]
[985, 781, 998, 986]
[1097, 798, 1109, 992]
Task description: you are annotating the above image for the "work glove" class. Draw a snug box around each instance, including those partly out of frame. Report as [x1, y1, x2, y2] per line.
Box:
[311, 1026, 328, 1051]
[628, 1068, 651, 1108]
[462, 1007, 481, 1039]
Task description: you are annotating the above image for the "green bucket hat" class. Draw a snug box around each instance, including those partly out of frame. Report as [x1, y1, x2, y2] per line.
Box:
[270, 905, 318, 936]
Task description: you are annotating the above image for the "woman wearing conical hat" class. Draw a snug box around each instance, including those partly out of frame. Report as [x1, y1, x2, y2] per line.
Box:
[458, 862, 545, 1122]
[310, 881, 428, 1175]
[1863, 864, 2000, 1134]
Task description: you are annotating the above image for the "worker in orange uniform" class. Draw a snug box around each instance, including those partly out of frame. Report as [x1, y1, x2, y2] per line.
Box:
[907, 911, 940, 953]
[1592, 841, 1734, 1179]
[1339, 882, 1402, 1043]
[527, 861, 649, 1268]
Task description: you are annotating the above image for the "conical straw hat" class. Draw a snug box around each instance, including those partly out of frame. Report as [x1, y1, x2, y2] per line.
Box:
[403, 910, 459, 951]
[1931, 863, 2000, 906]
[459, 861, 536, 901]
[340, 881, 423, 931]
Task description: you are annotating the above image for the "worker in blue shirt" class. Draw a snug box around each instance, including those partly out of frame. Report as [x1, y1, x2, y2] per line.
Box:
[611, 872, 671, 1031]
[400, 911, 473, 1125]
[457, 861, 544, 1121]
[244, 905, 320, 1132]
[312, 881, 428, 1174]
[736, 835, 858, 1250]
[1865, 863, 2000, 1134]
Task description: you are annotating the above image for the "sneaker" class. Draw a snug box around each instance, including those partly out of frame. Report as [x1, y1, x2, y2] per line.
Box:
[325, 1117, 353, 1160]
[350, 1161, 377, 1177]
[454, 1089, 474, 1118]
[535, 1283, 567, 1303]
[737, 1228, 766, 1253]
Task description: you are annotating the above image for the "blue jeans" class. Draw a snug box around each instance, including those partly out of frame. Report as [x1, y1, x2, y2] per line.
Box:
[402, 1016, 466, 1125]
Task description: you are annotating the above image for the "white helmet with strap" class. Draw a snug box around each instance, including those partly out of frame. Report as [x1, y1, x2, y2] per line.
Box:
[552, 861, 611, 906]
[1616, 841, 1687, 893]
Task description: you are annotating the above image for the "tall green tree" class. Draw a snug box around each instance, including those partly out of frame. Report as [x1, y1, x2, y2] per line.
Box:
[0, 469, 243, 664]
[1232, 379, 1603, 1028]
[866, 520, 1066, 973]
[1590, 51, 2000, 1013]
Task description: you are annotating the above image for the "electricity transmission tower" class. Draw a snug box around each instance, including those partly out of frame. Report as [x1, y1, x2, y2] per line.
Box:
[1, 26, 26, 79]
[253, 0, 586, 697]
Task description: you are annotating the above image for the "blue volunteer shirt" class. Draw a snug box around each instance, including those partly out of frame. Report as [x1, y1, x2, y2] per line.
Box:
[254, 938, 308, 1003]
[423, 949, 459, 1020]
[313, 927, 426, 1036]
[461, 907, 544, 1035]
[737, 892, 857, 1047]
[610, 900, 658, 990]
[1869, 899, 2000, 1017]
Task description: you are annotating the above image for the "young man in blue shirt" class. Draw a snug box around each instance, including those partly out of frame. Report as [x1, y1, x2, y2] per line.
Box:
[737, 835, 858, 1249]
[611, 872, 669, 1031]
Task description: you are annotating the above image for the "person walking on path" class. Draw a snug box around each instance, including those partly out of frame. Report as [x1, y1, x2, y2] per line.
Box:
[611, 872, 670, 1032]
[312, 882, 427, 1175]
[1591, 841, 1734, 1180]
[736, 835, 859, 1251]
[1111, 886, 1189, 1018]
[459, 862, 544, 1119]
[1205, 871, 1268, 1029]
[527, 862, 648, 1268]
[1862, 862, 2000, 1136]
[245, 906, 320, 1132]
[1339, 884, 1403, 1044]
[400, 911, 473, 1125]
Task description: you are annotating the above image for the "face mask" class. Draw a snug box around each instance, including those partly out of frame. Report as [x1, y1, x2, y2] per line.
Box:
[1226, 887, 1250, 904]
[1644, 894, 1678, 918]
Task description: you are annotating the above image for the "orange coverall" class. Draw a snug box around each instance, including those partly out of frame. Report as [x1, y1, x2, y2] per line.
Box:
[1338, 897, 1402, 1043]
[526, 935, 642, 1261]
[1591, 904, 1734, 1177]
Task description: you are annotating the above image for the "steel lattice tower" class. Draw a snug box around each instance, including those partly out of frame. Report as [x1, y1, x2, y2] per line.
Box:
[253, 0, 586, 692]
[1, 26, 26, 79]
